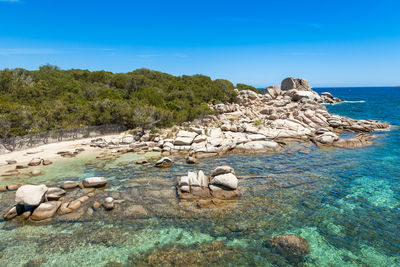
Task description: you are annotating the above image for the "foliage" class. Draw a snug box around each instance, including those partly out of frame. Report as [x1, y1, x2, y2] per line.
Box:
[236, 83, 263, 94]
[0, 65, 238, 137]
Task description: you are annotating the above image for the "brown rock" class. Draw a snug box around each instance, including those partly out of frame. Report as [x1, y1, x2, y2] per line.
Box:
[31, 201, 61, 221]
[123, 205, 148, 217]
[92, 201, 101, 210]
[21, 210, 32, 219]
[59, 203, 72, 215]
[265, 234, 310, 259]
[60, 181, 79, 189]
[68, 199, 82, 210]
[42, 160, 53, 166]
[6, 184, 23, 190]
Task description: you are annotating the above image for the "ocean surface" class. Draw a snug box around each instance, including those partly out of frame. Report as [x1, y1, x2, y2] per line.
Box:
[0, 87, 399, 266]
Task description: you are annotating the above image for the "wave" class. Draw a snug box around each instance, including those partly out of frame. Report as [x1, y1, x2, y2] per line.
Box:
[323, 100, 366, 105]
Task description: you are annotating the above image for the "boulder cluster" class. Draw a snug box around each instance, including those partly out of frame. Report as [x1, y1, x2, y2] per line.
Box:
[87, 77, 389, 159]
[2, 177, 113, 221]
[177, 166, 241, 208]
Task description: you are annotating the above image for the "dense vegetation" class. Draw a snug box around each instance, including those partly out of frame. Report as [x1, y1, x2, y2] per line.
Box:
[0, 65, 259, 137]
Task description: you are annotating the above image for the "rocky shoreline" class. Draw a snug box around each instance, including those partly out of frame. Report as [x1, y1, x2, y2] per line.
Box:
[86, 77, 389, 158]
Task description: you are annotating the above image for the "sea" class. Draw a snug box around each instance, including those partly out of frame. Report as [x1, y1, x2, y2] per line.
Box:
[0, 87, 399, 266]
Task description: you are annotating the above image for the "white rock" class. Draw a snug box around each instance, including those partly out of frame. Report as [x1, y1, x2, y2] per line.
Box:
[210, 173, 238, 190]
[15, 184, 48, 206]
[198, 170, 208, 188]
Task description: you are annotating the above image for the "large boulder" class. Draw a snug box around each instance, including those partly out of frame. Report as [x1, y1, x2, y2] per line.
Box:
[82, 177, 108, 188]
[264, 234, 310, 259]
[31, 201, 61, 221]
[15, 184, 48, 206]
[210, 173, 238, 190]
[281, 77, 312, 91]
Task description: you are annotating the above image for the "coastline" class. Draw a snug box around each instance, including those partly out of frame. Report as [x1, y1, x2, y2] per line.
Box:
[0, 134, 122, 181]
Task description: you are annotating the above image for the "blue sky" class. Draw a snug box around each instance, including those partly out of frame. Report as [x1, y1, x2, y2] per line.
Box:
[0, 0, 399, 87]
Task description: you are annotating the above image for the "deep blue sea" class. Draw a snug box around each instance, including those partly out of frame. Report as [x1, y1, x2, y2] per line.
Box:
[0, 87, 399, 266]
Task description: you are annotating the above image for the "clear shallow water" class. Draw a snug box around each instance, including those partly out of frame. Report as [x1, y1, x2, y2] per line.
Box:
[0, 87, 399, 266]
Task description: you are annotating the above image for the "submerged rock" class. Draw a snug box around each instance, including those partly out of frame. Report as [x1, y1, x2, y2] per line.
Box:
[82, 177, 107, 188]
[15, 184, 48, 206]
[103, 197, 114, 210]
[135, 157, 148, 164]
[264, 234, 310, 259]
[155, 157, 173, 168]
[185, 156, 197, 164]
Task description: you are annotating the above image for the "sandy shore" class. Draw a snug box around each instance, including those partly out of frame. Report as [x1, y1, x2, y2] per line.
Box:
[0, 134, 121, 178]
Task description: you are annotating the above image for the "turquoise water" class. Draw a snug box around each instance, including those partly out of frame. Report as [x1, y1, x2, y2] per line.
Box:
[0, 87, 399, 266]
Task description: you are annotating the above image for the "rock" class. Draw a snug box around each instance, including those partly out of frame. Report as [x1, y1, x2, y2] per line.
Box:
[198, 170, 208, 188]
[15, 165, 28, 169]
[179, 175, 190, 192]
[92, 201, 101, 210]
[264, 234, 310, 259]
[30, 169, 41, 176]
[45, 187, 66, 201]
[290, 90, 320, 102]
[185, 156, 197, 164]
[82, 177, 108, 188]
[174, 136, 195, 146]
[28, 158, 42, 166]
[21, 210, 32, 219]
[123, 205, 148, 217]
[121, 135, 134, 144]
[210, 166, 235, 177]
[3, 204, 24, 220]
[60, 181, 79, 189]
[135, 157, 148, 164]
[155, 157, 173, 168]
[210, 173, 238, 190]
[103, 197, 114, 210]
[42, 160, 53, 166]
[59, 203, 72, 214]
[68, 199, 82, 210]
[281, 77, 312, 91]
[6, 184, 23, 190]
[31, 201, 61, 221]
[313, 132, 339, 145]
[265, 85, 281, 99]
[15, 184, 48, 206]
[6, 160, 17, 165]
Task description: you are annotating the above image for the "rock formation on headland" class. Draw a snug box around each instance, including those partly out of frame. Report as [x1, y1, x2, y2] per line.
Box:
[89, 77, 389, 157]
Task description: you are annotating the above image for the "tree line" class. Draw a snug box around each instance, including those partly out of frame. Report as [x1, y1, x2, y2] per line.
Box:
[0, 65, 261, 137]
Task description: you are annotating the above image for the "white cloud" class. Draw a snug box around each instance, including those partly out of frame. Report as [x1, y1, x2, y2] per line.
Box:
[0, 48, 58, 56]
